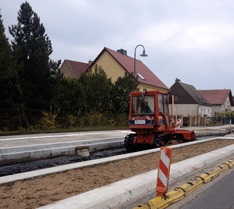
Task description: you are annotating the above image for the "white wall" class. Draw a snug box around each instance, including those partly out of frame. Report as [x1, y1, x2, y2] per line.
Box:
[212, 97, 231, 115]
[198, 105, 212, 117]
[224, 96, 231, 112]
[212, 105, 222, 115]
[174, 104, 212, 117]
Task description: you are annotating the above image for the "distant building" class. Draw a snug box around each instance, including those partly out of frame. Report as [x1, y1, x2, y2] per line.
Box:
[232, 96, 234, 112]
[198, 89, 234, 114]
[170, 79, 212, 116]
[60, 60, 89, 79]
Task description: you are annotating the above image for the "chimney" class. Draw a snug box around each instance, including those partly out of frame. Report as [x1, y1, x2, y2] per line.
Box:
[88, 59, 92, 65]
[117, 49, 127, 56]
[175, 78, 181, 82]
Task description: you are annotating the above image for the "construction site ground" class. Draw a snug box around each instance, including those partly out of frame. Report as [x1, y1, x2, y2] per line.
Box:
[0, 138, 234, 209]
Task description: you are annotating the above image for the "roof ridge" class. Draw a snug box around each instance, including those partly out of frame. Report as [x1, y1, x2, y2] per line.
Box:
[198, 89, 231, 91]
[66, 59, 89, 65]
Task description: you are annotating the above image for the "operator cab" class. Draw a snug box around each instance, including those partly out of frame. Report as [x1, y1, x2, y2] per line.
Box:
[128, 90, 171, 130]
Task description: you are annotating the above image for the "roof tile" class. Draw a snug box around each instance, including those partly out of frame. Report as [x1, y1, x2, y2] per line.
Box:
[66, 60, 89, 77]
[198, 89, 232, 105]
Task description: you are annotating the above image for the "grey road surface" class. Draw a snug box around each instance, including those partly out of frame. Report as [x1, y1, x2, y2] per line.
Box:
[0, 130, 131, 148]
[174, 167, 234, 209]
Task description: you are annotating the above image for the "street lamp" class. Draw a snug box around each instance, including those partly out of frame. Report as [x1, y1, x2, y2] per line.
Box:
[134, 44, 148, 92]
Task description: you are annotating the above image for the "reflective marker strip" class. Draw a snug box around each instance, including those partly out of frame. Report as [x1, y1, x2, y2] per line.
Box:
[161, 149, 170, 169]
[158, 168, 168, 188]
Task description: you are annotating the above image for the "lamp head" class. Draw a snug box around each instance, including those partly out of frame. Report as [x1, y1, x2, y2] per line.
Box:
[140, 50, 148, 57]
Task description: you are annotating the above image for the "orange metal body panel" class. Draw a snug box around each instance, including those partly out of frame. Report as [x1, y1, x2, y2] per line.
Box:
[174, 129, 196, 140]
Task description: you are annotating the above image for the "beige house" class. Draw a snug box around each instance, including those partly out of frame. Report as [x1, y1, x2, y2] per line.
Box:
[60, 59, 89, 79]
[88, 47, 168, 92]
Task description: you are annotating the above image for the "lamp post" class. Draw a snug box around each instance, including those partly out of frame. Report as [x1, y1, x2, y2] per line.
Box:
[134, 44, 148, 92]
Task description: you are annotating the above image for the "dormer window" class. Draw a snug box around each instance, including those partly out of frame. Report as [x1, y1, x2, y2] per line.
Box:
[136, 72, 145, 80]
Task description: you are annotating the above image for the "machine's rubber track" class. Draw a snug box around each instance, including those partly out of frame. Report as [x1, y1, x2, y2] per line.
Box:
[124, 134, 136, 152]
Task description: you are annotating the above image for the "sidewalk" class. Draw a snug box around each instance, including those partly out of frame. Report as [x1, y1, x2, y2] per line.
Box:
[183, 124, 234, 131]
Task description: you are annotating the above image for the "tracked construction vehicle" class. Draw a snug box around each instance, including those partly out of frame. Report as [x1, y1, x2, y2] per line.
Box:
[124, 90, 196, 151]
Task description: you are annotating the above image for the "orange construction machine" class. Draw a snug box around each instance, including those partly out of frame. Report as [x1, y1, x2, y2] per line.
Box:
[124, 90, 196, 151]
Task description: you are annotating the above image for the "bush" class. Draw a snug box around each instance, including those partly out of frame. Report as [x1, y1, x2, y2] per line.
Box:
[39, 107, 59, 130]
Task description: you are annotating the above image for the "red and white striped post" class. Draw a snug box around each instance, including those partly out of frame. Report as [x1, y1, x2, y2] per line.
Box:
[175, 118, 181, 129]
[156, 147, 172, 197]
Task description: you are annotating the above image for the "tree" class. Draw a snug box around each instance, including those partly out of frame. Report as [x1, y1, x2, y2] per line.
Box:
[0, 12, 23, 110]
[59, 78, 87, 112]
[49, 59, 67, 110]
[78, 65, 113, 113]
[9, 2, 59, 110]
[110, 72, 138, 114]
[0, 12, 24, 130]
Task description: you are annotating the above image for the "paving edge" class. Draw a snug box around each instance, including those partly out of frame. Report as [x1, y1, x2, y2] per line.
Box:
[37, 136, 234, 209]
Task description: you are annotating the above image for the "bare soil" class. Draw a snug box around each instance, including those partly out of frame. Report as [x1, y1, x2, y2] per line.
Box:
[0, 140, 234, 209]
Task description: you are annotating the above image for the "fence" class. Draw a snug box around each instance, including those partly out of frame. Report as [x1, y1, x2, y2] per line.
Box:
[173, 115, 234, 127]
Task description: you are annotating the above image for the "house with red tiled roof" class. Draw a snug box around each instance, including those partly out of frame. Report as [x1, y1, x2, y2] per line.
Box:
[60, 59, 89, 79]
[232, 96, 234, 112]
[198, 89, 234, 114]
[87, 47, 168, 92]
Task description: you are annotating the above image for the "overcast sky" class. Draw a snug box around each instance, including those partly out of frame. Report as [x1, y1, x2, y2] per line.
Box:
[1, 0, 234, 91]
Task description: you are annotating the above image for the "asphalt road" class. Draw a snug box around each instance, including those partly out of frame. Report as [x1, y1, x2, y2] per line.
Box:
[171, 166, 234, 209]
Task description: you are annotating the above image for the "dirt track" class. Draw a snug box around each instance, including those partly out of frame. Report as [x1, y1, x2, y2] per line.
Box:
[0, 139, 234, 209]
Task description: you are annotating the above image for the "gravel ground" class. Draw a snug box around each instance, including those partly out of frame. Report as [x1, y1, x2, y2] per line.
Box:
[0, 140, 234, 209]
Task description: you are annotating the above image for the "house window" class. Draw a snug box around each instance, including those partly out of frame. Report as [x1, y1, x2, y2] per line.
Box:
[175, 95, 178, 101]
[136, 72, 145, 80]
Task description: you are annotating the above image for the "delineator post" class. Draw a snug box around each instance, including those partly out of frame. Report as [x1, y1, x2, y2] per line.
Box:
[156, 147, 172, 197]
